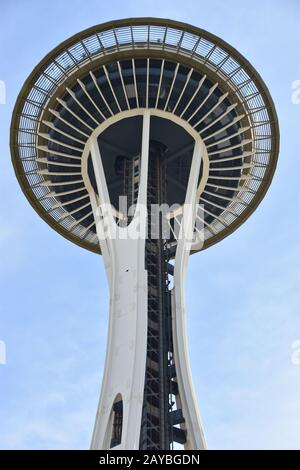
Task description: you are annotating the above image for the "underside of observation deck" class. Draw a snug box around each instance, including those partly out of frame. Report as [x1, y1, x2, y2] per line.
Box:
[11, 18, 279, 256]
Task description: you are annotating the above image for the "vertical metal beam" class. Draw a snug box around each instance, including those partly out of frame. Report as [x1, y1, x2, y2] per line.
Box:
[171, 139, 207, 450]
[140, 140, 170, 450]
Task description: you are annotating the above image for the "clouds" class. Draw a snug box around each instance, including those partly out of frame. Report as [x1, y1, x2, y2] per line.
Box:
[186, 236, 300, 449]
[0, 371, 101, 449]
[0, 297, 107, 449]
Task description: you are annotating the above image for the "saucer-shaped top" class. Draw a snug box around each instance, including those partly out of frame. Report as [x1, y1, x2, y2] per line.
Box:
[10, 18, 279, 254]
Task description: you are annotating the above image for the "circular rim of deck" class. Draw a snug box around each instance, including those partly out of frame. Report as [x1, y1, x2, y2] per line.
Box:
[10, 17, 280, 255]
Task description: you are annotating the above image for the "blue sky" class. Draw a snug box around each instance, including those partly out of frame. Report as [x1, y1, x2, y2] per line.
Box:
[0, 0, 299, 450]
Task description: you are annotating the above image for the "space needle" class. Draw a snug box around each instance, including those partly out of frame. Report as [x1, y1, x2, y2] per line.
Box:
[10, 18, 279, 450]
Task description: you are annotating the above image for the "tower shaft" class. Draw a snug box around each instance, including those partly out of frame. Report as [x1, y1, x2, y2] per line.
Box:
[89, 111, 207, 450]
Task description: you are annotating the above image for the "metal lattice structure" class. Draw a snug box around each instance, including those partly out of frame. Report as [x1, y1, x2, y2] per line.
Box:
[11, 18, 279, 450]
